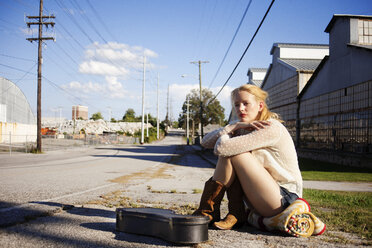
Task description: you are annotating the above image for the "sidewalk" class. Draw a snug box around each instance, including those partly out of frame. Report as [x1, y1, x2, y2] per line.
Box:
[192, 145, 372, 192]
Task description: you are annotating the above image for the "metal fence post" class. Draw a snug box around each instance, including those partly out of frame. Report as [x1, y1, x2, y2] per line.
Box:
[25, 135, 28, 153]
[9, 132, 12, 156]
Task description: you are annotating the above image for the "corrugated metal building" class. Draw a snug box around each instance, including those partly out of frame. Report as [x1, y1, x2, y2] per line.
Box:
[261, 43, 329, 140]
[297, 15, 372, 166]
[0, 77, 36, 143]
[247, 68, 267, 87]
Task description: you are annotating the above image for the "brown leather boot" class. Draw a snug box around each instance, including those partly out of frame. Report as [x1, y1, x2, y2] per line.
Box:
[213, 178, 247, 230]
[192, 177, 226, 224]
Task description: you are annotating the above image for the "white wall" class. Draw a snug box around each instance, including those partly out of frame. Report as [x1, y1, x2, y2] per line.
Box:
[0, 122, 37, 143]
[280, 47, 329, 59]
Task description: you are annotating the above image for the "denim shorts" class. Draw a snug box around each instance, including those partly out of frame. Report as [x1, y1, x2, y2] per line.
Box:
[280, 186, 299, 209]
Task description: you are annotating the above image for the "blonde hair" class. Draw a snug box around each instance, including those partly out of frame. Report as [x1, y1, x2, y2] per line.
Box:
[231, 84, 282, 122]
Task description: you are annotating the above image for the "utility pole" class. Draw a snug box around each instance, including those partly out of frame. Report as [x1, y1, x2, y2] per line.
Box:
[146, 111, 149, 137]
[141, 56, 146, 144]
[26, 0, 55, 153]
[58, 106, 62, 134]
[157, 73, 160, 140]
[165, 84, 169, 128]
[186, 97, 190, 145]
[107, 106, 111, 122]
[190, 60, 209, 139]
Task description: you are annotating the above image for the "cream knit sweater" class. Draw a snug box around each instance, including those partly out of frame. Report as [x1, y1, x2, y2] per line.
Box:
[201, 119, 303, 197]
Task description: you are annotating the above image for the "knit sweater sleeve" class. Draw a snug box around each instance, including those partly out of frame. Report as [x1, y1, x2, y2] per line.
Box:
[200, 127, 229, 149]
[214, 120, 282, 157]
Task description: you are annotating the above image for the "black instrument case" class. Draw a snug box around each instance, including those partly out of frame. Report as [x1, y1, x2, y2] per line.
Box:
[116, 208, 210, 244]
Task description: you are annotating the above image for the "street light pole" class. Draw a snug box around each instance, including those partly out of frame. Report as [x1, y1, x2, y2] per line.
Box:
[141, 55, 146, 144]
[186, 97, 190, 145]
[190, 60, 209, 139]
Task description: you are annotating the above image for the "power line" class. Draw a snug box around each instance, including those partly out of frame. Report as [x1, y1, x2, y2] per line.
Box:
[210, 0, 275, 103]
[54, 0, 95, 44]
[70, 0, 107, 44]
[0, 62, 37, 96]
[53, 0, 142, 76]
[0, 53, 36, 62]
[208, 0, 252, 89]
[85, 0, 118, 41]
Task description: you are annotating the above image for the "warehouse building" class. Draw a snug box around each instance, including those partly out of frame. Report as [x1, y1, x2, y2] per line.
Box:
[261, 43, 329, 140]
[257, 14, 372, 167]
[247, 68, 267, 87]
[0, 77, 36, 143]
[297, 15, 372, 166]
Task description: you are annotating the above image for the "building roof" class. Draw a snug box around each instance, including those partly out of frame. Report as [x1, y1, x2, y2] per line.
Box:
[325, 14, 372, 33]
[278, 58, 323, 72]
[298, 56, 329, 99]
[270, 43, 329, 54]
[347, 43, 372, 51]
[248, 80, 264, 87]
[248, 68, 267, 72]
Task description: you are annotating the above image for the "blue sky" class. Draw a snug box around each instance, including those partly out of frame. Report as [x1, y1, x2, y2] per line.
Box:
[0, 0, 371, 122]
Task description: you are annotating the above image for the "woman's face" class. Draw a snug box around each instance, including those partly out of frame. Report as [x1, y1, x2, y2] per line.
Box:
[234, 90, 264, 123]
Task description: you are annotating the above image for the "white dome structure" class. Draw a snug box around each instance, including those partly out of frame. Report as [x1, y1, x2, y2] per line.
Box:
[1, 77, 36, 143]
[0, 77, 35, 124]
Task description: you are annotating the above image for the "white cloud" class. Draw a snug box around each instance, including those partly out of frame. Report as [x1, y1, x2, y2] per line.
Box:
[79, 42, 159, 77]
[105, 76, 127, 98]
[169, 83, 199, 101]
[79, 60, 129, 77]
[62, 77, 127, 99]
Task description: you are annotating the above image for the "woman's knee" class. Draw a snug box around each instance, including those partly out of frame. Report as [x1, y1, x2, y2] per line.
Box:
[230, 152, 254, 165]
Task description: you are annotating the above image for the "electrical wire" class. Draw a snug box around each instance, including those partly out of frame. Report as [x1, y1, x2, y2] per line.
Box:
[208, 0, 252, 89]
[209, 0, 275, 103]
[85, 0, 118, 42]
[0, 62, 37, 96]
[0, 53, 36, 62]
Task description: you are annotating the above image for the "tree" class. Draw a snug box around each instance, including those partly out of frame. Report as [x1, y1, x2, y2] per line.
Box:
[122, 108, 137, 122]
[90, 112, 103, 120]
[178, 88, 225, 129]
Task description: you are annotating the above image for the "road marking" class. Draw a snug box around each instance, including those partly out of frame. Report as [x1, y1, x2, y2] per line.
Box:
[0, 183, 117, 213]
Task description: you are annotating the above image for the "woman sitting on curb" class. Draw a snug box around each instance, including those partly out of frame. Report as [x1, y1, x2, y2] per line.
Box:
[193, 84, 302, 230]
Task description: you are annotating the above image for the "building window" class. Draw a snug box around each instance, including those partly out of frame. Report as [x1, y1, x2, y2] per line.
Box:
[358, 19, 372, 45]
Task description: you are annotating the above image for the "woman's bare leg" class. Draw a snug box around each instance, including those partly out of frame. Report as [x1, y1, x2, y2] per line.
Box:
[231, 152, 283, 217]
[212, 156, 236, 188]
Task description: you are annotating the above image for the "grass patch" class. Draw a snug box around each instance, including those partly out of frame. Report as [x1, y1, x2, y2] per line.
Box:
[303, 189, 372, 241]
[192, 188, 202, 194]
[299, 158, 372, 182]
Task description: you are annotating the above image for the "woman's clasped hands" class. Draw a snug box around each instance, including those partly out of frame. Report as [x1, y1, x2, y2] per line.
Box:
[225, 120, 270, 135]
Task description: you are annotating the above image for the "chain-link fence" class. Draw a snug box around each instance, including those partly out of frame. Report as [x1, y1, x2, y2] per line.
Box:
[0, 133, 140, 154]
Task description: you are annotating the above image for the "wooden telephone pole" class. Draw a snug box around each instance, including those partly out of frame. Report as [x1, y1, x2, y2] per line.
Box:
[190, 60, 209, 139]
[26, 0, 55, 152]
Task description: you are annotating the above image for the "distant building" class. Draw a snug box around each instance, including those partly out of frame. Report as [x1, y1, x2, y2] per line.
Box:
[72, 105, 88, 120]
[261, 43, 329, 139]
[247, 68, 267, 87]
[297, 15, 372, 166]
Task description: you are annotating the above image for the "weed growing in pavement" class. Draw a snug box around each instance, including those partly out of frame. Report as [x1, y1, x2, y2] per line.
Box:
[169, 203, 198, 215]
[192, 188, 202, 194]
[304, 189, 372, 243]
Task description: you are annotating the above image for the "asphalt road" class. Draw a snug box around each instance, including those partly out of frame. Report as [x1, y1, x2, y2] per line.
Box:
[0, 131, 369, 247]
